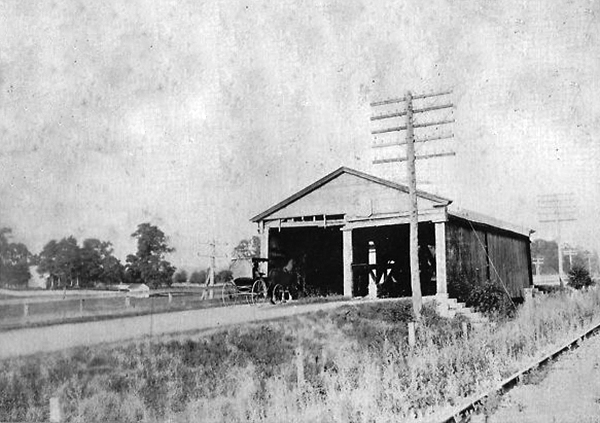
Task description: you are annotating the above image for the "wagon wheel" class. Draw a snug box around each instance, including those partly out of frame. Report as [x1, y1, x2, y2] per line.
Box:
[251, 279, 268, 305]
[271, 284, 286, 304]
[221, 280, 239, 306]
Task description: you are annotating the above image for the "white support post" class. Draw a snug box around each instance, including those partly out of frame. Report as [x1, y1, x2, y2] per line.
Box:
[435, 222, 448, 296]
[368, 241, 377, 299]
[261, 222, 269, 275]
[435, 222, 449, 317]
[342, 229, 353, 298]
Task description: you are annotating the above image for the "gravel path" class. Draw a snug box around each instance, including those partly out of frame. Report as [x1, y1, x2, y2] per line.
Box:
[0, 300, 357, 359]
[487, 332, 600, 423]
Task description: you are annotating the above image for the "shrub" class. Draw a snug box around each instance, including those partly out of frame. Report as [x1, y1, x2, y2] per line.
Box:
[568, 265, 594, 290]
[467, 280, 515, 319]
[447, 273, 475, 304]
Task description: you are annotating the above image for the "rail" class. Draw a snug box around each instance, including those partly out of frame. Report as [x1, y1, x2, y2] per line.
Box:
[437, 318, 600, 423]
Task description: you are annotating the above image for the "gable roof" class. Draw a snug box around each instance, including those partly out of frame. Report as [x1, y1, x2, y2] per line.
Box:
[250, 167, 452, 222]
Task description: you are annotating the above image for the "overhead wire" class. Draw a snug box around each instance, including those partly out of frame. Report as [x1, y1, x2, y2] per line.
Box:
[466, 219, 518, 310]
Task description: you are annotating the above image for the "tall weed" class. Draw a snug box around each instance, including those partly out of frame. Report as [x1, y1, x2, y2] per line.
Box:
[1, 289, 600, 422]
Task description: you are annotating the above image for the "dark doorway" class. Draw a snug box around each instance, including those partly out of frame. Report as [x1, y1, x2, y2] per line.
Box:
[269, 226, 344, 295]
[352, 222, 436, 297]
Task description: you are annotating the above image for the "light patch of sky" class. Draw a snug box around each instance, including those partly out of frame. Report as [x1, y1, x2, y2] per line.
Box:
[0, 0, 599, 270]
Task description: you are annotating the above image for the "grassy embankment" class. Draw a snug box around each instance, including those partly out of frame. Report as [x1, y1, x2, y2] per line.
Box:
[1, 287, 600, 422]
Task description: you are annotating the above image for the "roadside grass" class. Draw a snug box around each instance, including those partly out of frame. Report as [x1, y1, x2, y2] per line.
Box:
[1, 288, 600, 422]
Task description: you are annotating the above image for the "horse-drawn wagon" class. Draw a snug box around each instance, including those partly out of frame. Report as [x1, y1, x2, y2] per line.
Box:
[222, 257, 302, 305]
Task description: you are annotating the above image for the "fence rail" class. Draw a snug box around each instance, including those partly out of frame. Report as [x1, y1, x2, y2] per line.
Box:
[0, 287, 224, 330]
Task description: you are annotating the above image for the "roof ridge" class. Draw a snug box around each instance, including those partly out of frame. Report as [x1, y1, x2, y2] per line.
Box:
[250, 166, 451, 222]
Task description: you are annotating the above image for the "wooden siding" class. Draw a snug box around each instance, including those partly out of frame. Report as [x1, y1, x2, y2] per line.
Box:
[267, 172, 441, 220]
[446, 221, 489, 299]
[487, 232, 531, 298]
[446, 218, 531, 300]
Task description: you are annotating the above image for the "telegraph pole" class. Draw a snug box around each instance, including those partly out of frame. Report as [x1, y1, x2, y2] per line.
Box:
[197, 239, 228, 286]
[537, 193, 576, 286]
[405, 91, 421, 316]
[563, 247, 577, 272]
[207, 240, 217, 286]
[532, 257, 544, 276]
[371, 89, 454, 318]
[585, 251, 592, 274]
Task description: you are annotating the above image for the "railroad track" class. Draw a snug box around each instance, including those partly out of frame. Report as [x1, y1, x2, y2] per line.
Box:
[437, 319, 600, 423]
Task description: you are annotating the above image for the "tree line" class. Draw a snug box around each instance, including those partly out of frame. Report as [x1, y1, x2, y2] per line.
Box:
[1, 224, 262, 290]
[0, 223, 176, 289]
[531, 238, 599, 275]
[0, 228, 32, 288]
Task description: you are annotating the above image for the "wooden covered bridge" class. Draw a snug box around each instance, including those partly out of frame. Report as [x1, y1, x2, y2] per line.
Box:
[251, 167, 533, 302]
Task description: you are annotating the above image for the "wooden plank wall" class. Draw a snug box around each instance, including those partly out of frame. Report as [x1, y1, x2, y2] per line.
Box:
[446, 218, 531, 300]
[487, 232, 531, 298]
[446, 222, 489, 300]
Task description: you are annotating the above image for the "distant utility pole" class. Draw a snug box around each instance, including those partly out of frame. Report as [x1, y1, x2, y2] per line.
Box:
[370, 90, 454, 318]
[537, 193, 576, 285]
[197, 239, 228, 286]
[207, 240, 217, 286]
[563, 247, 577, 272]
[532, 257, 544, 276]
[585, 251, 592, 274]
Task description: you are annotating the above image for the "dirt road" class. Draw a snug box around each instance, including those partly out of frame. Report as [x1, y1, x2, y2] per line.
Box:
[488, 332, 600, 423]
[0, 300, 358, 359]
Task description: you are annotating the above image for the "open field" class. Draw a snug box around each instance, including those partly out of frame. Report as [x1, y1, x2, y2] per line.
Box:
[0, 288, 126, 298]
[0, 287, 347, 332]
[0, 287, 225, 331]
[2, 287, 600, 422]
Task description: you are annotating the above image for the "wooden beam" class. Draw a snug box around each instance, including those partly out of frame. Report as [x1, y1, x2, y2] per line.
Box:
[373, 152, 456, 164]
[370, 103, 453, 121]
[372, 134, 454, 149]
[371, 119, 455, 135]
[370, 90, 452, 106]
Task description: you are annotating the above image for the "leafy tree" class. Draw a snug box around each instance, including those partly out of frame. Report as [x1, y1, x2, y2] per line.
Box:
[173, 269, 189, 284]
[126, 223, 175, 288]
[79, 239, 124, 287]
[215, 269, 233, 283]
[567, 265, 594, 290]
[36, 236, 124, 289]
[189, 270, 207, 284]
[531, 239, 559, 274]
[232, 236, 261, 260]
[563, 248, 599, 275]
[37, 236, 82, 288]
[0, 228, 32, 288]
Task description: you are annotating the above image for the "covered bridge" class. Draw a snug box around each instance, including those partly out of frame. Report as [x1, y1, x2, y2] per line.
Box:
[251, 167, 533, 302]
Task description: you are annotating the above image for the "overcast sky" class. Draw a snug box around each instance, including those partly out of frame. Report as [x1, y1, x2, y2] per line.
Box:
[1, 0, 599, 270]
